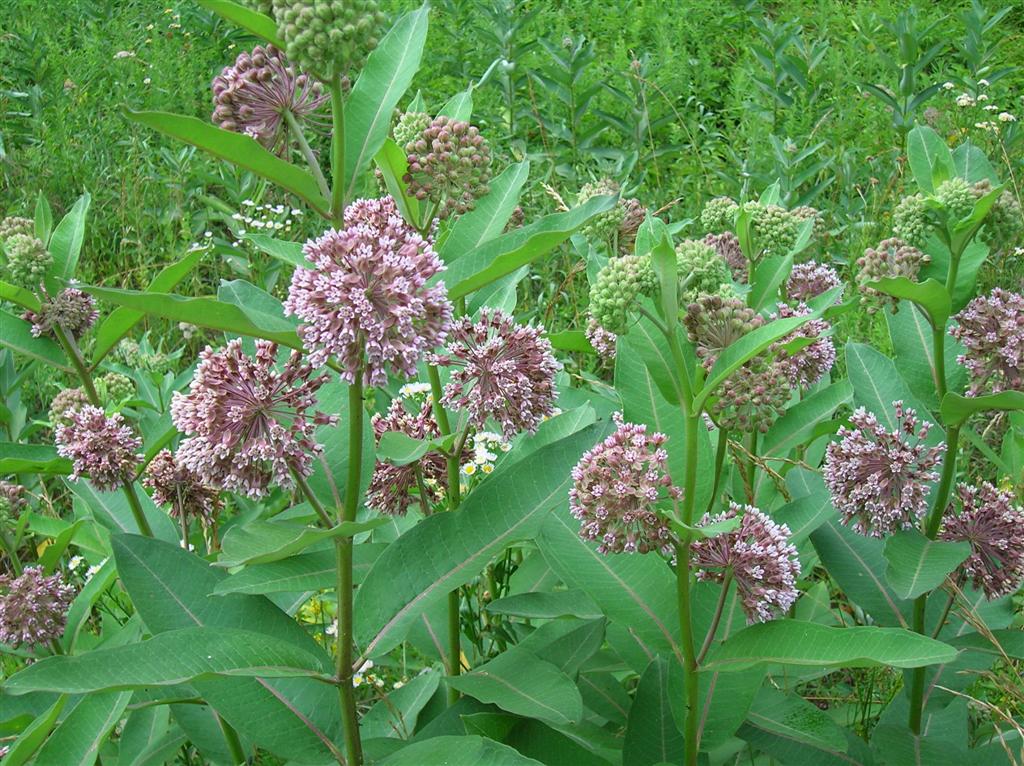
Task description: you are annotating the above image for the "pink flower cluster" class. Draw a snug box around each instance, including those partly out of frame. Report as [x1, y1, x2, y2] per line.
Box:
[143, 449, 223, 525]
[823, 402, 946, 537]
[950, 288, 1024, 395]
[771, 302, 836, 388]
[285, 197, 453, 385]
[942, 482, 1024, 599]
[0, 566, 75, 647]
[23, 287, 99, 339]
[55, 406, 142, 490]
[786, 260, 842, 302]
[431, 308, 560, 439]
[170, 340, 335, 498]
[569, 413, 679, 556]
[692, 503, 801, 624]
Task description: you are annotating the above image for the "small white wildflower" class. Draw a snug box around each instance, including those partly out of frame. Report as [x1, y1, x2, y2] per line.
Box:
[999, 112, 1017, 122]
[942, 82, 955, 90]
[957, 94, 976, 107]
[979, 79, 990, 87]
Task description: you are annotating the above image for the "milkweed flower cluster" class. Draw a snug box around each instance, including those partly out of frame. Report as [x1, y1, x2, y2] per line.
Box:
[786, 260, 841, 302]
[285, 197, 452, 384]
[272, 0, 387, 76]
[704, 231, 746, 283]
[3, 233, 51, 287]
[892, 193, 930, 249]
[403, 116, 492, 217]
[589, 255, 656, 335]
[56, 406, 142, 490]
[746, 202, 800, 259]
[692, 503, 800, 624]
[211, 44, 327, 152]
[941, 481, 1024, 599]
[771, 303, 836, 388]
[366, 399, 449, 517]
[569, 413, 679, 556]
[586, 317, 618, 360]
[700, 197, 739, 233]
[48, 388, 90, 426]
[0, 481, 27, 526]
[950, 288, 1024, 395]
[823, 402, 946, 537]
[0, 566, 75, 647]
[22, 287, 98, 339]
[856, 238, 930, 312]
[617, 198, 647, 254]
[170, 339, 335, 498]
[0, 216, 33, 242]
[578, 179, 626, 242]
[430, 308, 560, 439]
[143, 449, 223, 526]
[675, 239, 734, 303]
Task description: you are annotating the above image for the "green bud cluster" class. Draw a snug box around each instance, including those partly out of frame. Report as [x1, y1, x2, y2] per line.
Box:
[856, 237, 930, 313]
[700, 196, 739, 233]
[242, 0, 275, 13]
[589, 255, 657, 335]
[272, 0, 387, 77]
[49, 387, 90, 426]
[684, 294, 763, 367]
[675, 239, 734, 304]
[791, 205, 826, 241]
[935, 177, 975, 222]
[96, 373, 135, 405]
[747, 202, 800, 259]
[394, 111, 431, 150]
[0, 216, 34, 242]
[3, 233, 52, 287]
[892, 193, 929, 249]
[579, 179, 626, 242]
[973, 180, 1023, 252]
[404, 116, 492, 217]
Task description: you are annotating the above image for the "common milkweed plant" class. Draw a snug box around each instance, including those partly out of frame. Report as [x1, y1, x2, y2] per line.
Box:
[0, 2, 1023, 766]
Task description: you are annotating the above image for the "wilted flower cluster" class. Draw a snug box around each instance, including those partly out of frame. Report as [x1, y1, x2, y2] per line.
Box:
[617, 198, 647, 254]
[0, 481, 26, 526]
[3, 233, 51, 287]
[366, 398, 448, 516]
[951, 288, 1024, 395]
[941, 481, 1024, 599]
[589, 255, 656, 335]
[403, 116, 492, 217]
[272, 0, 387, 76]
[143, 449, 223, 526]
[569, 413, 679, 556]
[771, 303, 836, 388]
[48, 387, 90, 426]
[704, 232, 746, 283]
[0, 216, 33, 242]
[211, 44, 327, 152]
[823, 402, 946, 537]
[786, 260, 841, 302]
[892, 193, 930, 249]
[285, 196, 452, 384]
[22, 287, 98, 339]
[431, 308, 560, 439]
[692, 503, 800, 624]
[700, 196, 739, 233]
[0, 566, 74, 647]
[56, 406, 142, 490]
[170, 340, 335, 498]
[675, 239, 734, 303]
[857, 237, 930, 312]
[578, 179, 625, 242]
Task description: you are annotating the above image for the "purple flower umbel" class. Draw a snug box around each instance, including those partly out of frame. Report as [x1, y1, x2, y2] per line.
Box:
[569, 413, 680, 556]
[786, 260, 841, 302]
[285, 197, 453, 385]
[0, 566, 74, 648]
[823, 402, 945, 537]
[170, 340, 335, 498]
[22, 287, 98, 339]
[942, 482, 1024, 599]
[55, 406, 142, 491]
[143, 449, 223, 526]
[950, 288, 1024, 396]
[692, 503, 800, 624]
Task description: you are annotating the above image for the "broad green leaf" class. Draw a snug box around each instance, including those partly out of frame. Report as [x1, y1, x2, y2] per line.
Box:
[773, 489, 837, 542]
[868, 277, 951, 328]
[762, 380, 852, 457]
[449, 647, 583, 726]
[245, 232, 305, 268]
[217, 278, 298, 334]
[623, 657, 684, 766]
[218, 519, 388, 567]
[37, 519, 83, 574]
[439, 161, 530, 262]
[0, 443, 71, 475]
[213, 544, 385, 596]
[31, 692, 131, 766]
[883, 530, 971, 599]
[952, 142, 999, 184]
[486, 590, 602, 620]
[361, 670, 440, 739]
[921, 238, 988, 313]
[739, 687, 861, 766]
[80, 286, 301, 348]
[0, 280, 40, 312]
[380, 735, 544, 765]
[697, 287, 841, 410]
[0, 309, 70, 371]
[355, 425, 605, 657]
[887, 303, 967, 409]
[112, 534, 342, 762]
[34, 192, 52, 244]
[115, 706, 177, 766]
[811, 519, 912, 628]
[749, 253, 794, 312]
[648, 220, 678, 326]
[91, 250, 204, 364]
[548, 330, 594, 354]
[344, 6, 429, 200]
[68, 480, 179, 543]
[374, 138, 421, 226]
[0, 695, 67, 766]
[376, 431, 431, 465]
[5, 628, 327, 694]
[845, 342, 940, 435]
[941, 390, 1024, 427]
[445, 194, 618, 299]
[705, 619, 956, 671]
[47, 193, 90, 285]
[506, 719, 619, 766]
[438, 86, 473, 120]
[62, 558, 118, 652]
[196, 0, 285, 46]
[907, 126, 955, 193]
[126, 111, 330, 215]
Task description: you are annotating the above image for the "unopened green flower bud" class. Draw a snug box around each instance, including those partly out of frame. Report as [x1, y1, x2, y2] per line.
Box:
[700, 197, 738, 233]
[394, 111, 431, 149]
[892, 193, 930, 249]
[3, 233, 52, 287]
[589, 255, 656, 335]
[579, 179, 626, 242]
[748, 203, 800, 259]
[935, 177, 974, 223]
[0, 216, 34, 242]
[273, 0, 387, 77]
[973, 180, 1023, 252]
[97, 373, 135, 405]
[675, 239, 734, 304]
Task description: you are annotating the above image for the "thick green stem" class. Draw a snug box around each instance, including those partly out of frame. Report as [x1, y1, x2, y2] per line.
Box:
[53, 325, 154, 538]
[705, 428, 729, 515]
[427, 365, 464, 702]
[216, 713, 247, 766]
[337, 375, 364, 765]
[696, 571, 733, 664]
[677, 412, 700, 766]
[285, 109, 331, 202]
[329, 73, 347, 225]
[295, 472, 334, 528]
